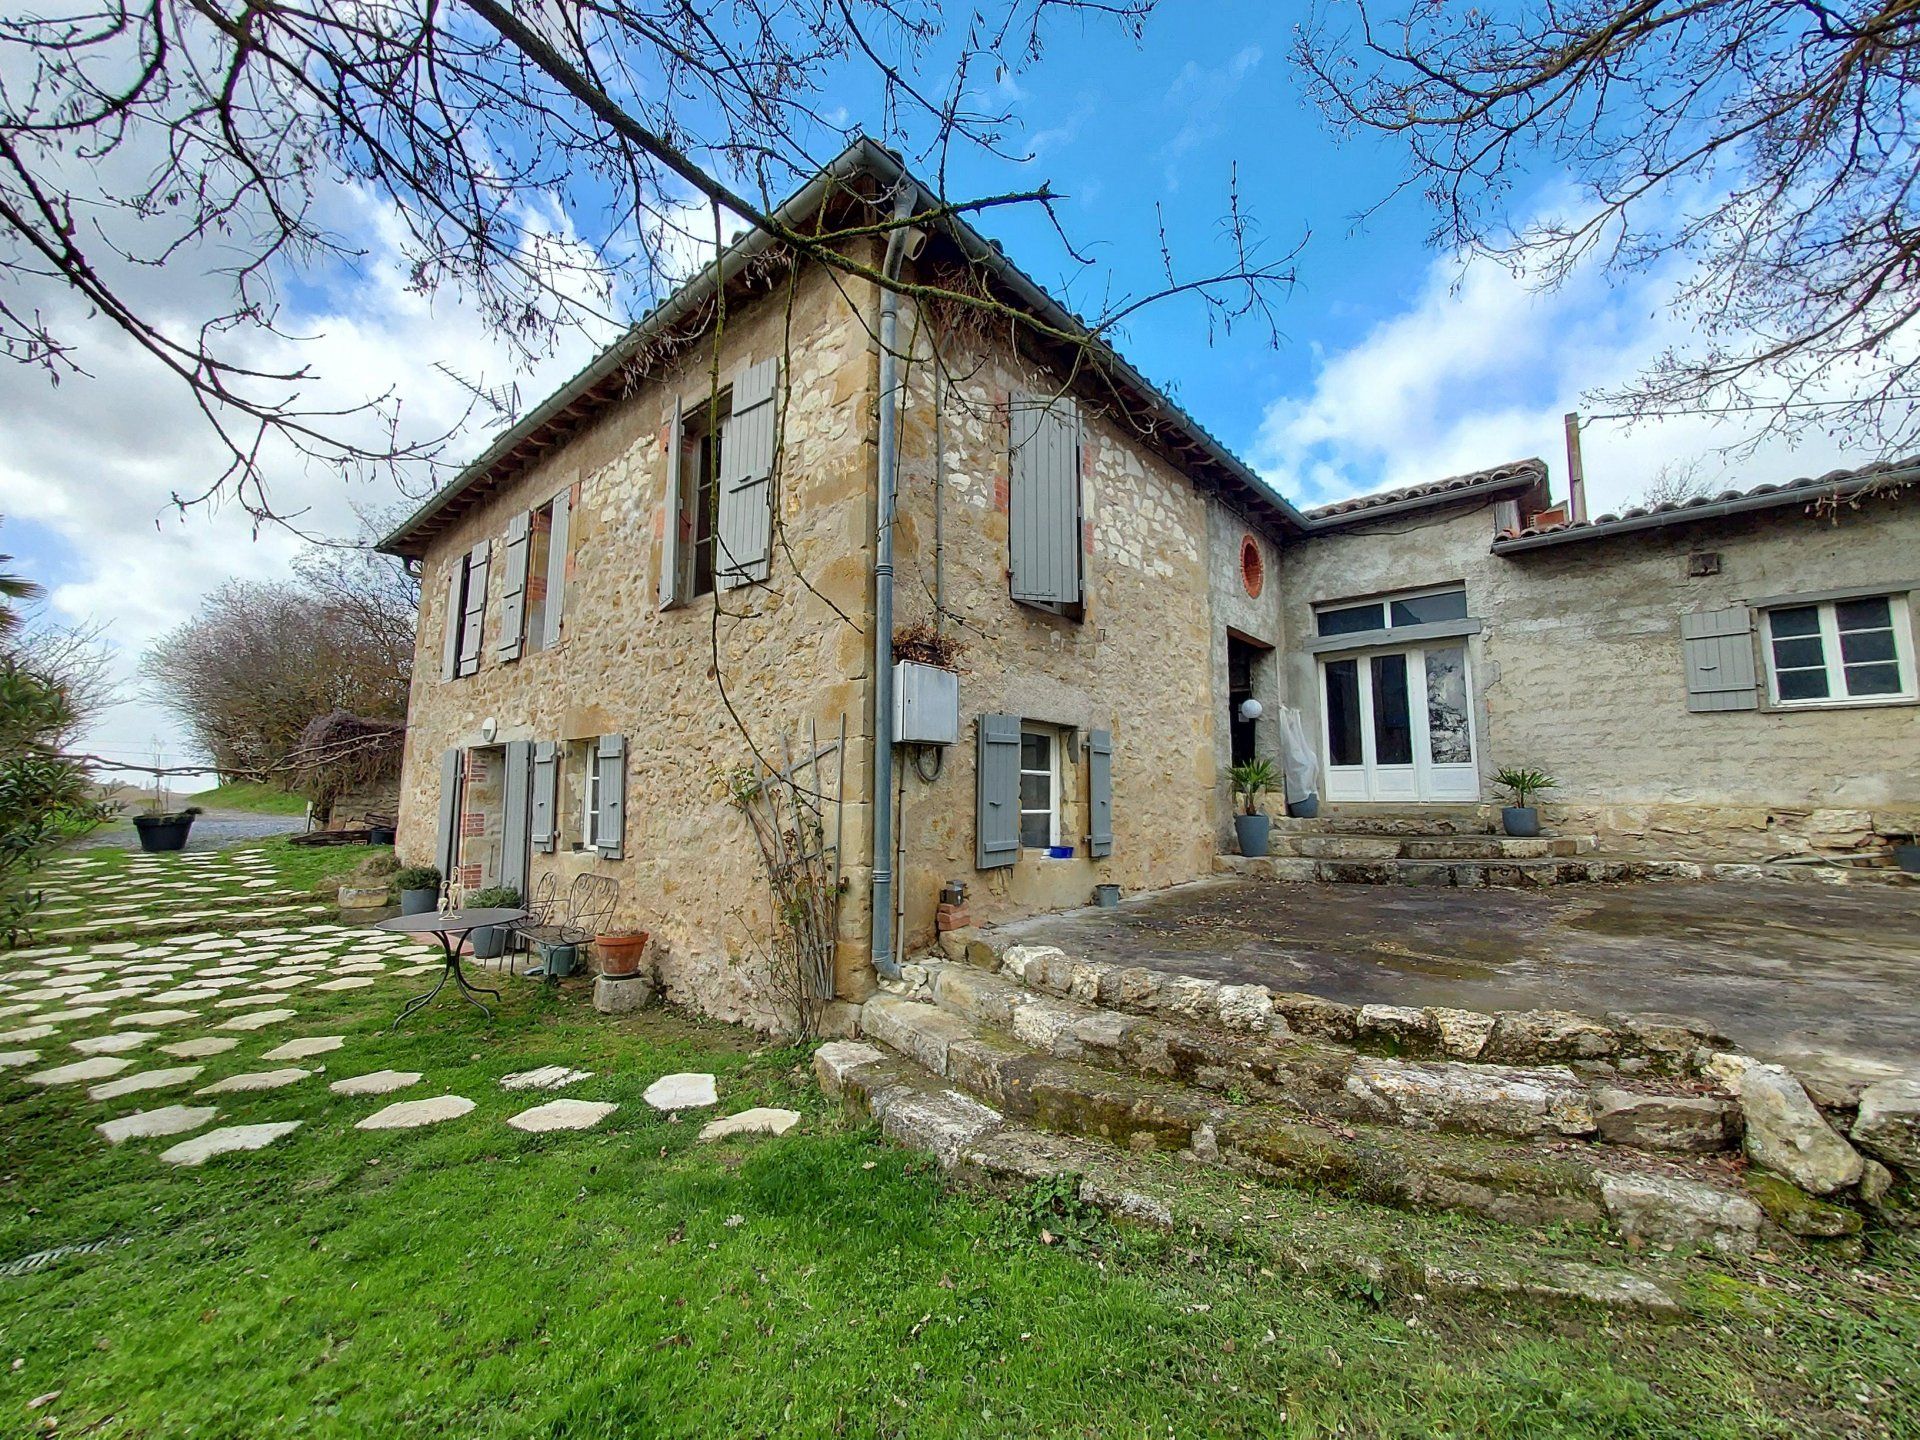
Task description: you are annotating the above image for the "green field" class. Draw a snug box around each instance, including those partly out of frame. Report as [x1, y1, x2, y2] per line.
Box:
[190, 781, 311, 815]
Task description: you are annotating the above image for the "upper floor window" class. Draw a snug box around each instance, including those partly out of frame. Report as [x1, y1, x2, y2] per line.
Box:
[442, 541, 490, 680]
[1315, 584, 1467, 638]
[1762, 594, 1915, 706]
[1008, 395, 1084, 615]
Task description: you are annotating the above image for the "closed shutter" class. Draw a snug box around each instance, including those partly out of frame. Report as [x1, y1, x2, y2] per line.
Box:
[1681, 607, 1759, 712]
[495, 512, 532, 661]
[718, 358, 777, 588]
[499, 739, 533, 900]
[975, 712, 1020, 870]
[439, 559, 464, 682]
[659, 396, 686, 609]
[1008, 396, 1083, 606]
[530, 741, 559, 853]
[542, 489, 571, 648]
[595, 733, 627, 859]
[457, 540, 489, 677]
[435, 748, 463, 878]
[1086, 727, 1114, 858]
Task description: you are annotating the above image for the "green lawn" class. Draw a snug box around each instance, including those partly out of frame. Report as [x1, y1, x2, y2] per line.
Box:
[190, 781, 311, 815]
[2, 849, 1917, 1437]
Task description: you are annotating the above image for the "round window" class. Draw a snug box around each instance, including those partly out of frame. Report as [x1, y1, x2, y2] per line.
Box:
[1239, 534, 1264, 598]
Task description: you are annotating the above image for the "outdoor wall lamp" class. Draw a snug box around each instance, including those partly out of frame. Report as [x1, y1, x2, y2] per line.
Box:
[1238, 698, 1264, 722]
[480, 717, 498, 743]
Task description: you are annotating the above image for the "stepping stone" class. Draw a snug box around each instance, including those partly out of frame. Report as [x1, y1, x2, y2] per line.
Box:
[355, 1095, 474, 1130]
[159, 1122, 301, 1167]
[90, 942, 138, 955]
[395, 964, 442, 978]
[313, 976, 376, 992]
[158, 1036, 239, 1059]
[508, 1099, 618, 1133]
[196, 1068, 312, 1095]
[643, 1073, 718, 1111]
[0, 1050, 40, 1069]
[256, 974, 311, 991]
[117, 1010, 199, 1027]
[698, 1107, 803, 1142]
[262, 1035, 344, 1061]
[499, 1066, 592, 1092]
[212, 994, 284, 1010]
[152, 987, 225, 1004]
[72, 1032, 157, 1055]
[26, 1057, 133, 1086]
[89, 1066, 204, 1101]
[38, 1007, 108, 1024]
[0, 1003, 37, 1020]
[0, 1024, 56, 1044]
[216, 1008, 296, 1032]
[329, 1070, 421, 1097]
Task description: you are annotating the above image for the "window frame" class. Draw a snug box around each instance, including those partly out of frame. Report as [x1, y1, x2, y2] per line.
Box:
[1017, 727, 1061, 851]
[523, 497, 556, 654]
[1314, 583, 1467, 639]
[1761, 593, 1917, 709]
[580, 743, 603, 849]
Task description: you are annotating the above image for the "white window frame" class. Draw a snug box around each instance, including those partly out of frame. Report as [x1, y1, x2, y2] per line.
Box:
[1761, 594, 1916, 708]
[580, 744, 602, 849]
[1314, 583, 1467, 638]
[1018, 727, 1061, 850]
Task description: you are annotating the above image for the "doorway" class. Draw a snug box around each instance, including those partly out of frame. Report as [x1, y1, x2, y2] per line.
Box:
[1319, 642, 1476, 801]
[1226, 633, 1271, 768]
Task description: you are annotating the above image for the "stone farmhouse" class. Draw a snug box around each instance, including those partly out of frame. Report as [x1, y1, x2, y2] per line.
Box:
[379, 139, 1920, 1034]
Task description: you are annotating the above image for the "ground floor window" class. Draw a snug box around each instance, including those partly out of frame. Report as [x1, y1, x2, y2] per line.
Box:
[1762, 594, 1915, 706]
[580, 743, 604, 849]
[1019, 728, 1059, 848]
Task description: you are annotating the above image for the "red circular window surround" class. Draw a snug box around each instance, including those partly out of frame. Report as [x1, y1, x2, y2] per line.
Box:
[1239, 535, 1264, 598]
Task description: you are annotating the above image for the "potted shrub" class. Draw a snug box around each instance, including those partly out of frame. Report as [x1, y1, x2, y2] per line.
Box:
[1494, 767, 1557, 838]
[132, 804, 201, 853]
[395, 864, 442, 916]
[465, 885, 522, 959]
[1229, 758, 1279, 857]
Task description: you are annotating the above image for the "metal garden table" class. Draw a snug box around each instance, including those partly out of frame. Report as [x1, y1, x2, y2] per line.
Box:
[375, 906, 527, 1029]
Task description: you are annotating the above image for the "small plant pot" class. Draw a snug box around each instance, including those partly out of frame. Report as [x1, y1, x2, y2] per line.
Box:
[1092, 883, 1121, 909]
[1286, 794, 1320, 819]
[532, 940, 580, 978]
[467, 926, 509, 960]
[1893, 843, 1920, 874]
[1046, 844, 1075, 860]
[595, 931, 651, 977]
[132, 814, 194, 853]
[399, 887, 438, 916]
[1502, 806, 1541, 838]
[1234, 812, 1271, 857]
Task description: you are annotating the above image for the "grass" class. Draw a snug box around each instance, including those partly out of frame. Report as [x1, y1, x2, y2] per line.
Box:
[189, 782, 311, 815]
[2, 850, 1918, 1437]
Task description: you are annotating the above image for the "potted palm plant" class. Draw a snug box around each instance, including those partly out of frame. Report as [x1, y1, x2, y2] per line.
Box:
[1494, 767, 1557, 838]
[465, 885, 522, 958]
[394, 864, 442, 915]
[1230, 758, 1279, 857]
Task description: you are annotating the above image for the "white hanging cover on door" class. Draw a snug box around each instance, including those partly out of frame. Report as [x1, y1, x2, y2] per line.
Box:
[1278, 705, 1319, 808]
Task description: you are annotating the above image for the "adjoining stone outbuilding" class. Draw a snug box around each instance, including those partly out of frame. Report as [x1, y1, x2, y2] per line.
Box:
[380, 138, 1920, 1034]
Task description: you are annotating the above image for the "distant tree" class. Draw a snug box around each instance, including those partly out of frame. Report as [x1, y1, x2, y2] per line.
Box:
[1636, 459, 1720, 510]
[1296, 1, 1920, 453]
[144, 549, 415, 781]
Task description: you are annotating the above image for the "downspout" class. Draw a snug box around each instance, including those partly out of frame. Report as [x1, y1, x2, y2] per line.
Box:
[870, 186, 916, 981]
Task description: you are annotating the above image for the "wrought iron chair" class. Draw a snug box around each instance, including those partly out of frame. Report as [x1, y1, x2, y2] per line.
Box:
[512, 874, 619, 978]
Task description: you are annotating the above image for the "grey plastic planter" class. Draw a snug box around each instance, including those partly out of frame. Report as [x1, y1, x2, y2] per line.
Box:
[399, 888, 438, 916]
[468, 926, 509, 960]
[1286, 794, 1320, 819]
[132, 814, 194, 852]
[1894, 843, 1920, 874]
[1234, 812, 1272, 857]
[1502, 806, 1541, 838]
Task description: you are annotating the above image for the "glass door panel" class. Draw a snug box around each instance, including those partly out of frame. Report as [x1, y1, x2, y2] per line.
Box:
[1369, 654, 1413, 765]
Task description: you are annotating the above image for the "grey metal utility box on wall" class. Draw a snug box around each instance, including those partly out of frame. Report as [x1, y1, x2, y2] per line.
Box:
[894, 661, 960, 745]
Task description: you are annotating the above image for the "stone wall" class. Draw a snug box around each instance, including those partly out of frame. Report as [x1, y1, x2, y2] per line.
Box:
[1275, 493, 1920, 857]
[396, 258, 881, 1031]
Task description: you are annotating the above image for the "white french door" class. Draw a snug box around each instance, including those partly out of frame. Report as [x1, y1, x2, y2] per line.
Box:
[1319, 643, 1477, 802]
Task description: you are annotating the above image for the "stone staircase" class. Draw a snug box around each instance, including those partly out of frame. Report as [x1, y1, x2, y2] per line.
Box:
[818, 930, 1913, 1314]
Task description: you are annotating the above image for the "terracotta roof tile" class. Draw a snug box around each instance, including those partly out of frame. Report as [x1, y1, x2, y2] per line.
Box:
[1304, 458, 1547, 521]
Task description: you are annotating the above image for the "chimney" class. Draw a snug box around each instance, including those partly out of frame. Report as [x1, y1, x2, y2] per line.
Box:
[1563, 412, 1589, 524]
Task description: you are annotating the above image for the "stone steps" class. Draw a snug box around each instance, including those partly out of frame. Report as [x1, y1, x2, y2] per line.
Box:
[1260, 834, 1597, 862]
[814, 1040, 1693, 1318]
[1212, 852, 1917, 888]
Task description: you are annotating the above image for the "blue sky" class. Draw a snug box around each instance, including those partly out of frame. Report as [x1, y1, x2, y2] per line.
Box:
[0, 1, 1888, 782]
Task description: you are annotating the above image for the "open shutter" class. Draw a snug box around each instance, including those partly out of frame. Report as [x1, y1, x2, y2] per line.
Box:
[975, 713, 1020, 869]
[718, 358, 777, 588]
[495, 512, 532, 661]
[435, 748, 463, 879]
[439, 558, 464, 682]
[542, 489, 571, 648]
[659, 397, 686, 609]
[499, 739, 533, 900]
[1681, 607, 1759, 712]
[1086, 727, 1114, 858]
[530, 741, 559, 853]
[457, 540, 489, 677]
[595, 733, 627, 859]
[1008, 397, 1083, 606]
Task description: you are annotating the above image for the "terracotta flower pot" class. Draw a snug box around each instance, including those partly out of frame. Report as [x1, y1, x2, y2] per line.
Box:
[595, 931, 650, 977]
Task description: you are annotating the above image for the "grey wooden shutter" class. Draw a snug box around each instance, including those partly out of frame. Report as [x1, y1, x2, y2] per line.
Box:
[975, 713, 1020, 869]
[495, 512, 532, 661]
[1681, 607, 1760, 712]
[718, 358, 777, 588]
[594, 733, 626, 859]
[530, 741, 559, 853]
[1008, 397, 1083, 606]
[659, 397, 686, 610]
[435, 748, 462, 879]
[1086, 727, 1114, 858]
[457, 540, 489, 677]
[439, 558, 464, 682]
[499, 739, 533, 900]
[542, 489, 571, 648]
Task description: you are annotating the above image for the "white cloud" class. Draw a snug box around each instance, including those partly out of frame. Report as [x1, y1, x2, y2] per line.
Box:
[1159, 45, 1263, 193]
[1254, 228, 1886, 516]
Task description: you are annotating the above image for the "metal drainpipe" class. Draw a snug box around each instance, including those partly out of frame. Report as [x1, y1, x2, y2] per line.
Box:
[870, 187, 916, 981]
